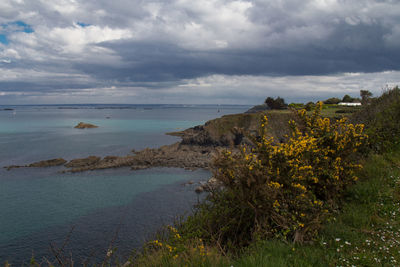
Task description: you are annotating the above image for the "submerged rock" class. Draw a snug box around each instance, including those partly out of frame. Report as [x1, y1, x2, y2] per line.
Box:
[74, 122, 98, 129]
[4, 165, 21, 171]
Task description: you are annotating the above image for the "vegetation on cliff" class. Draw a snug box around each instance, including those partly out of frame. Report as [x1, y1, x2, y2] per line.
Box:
[131, 87, 400, 266]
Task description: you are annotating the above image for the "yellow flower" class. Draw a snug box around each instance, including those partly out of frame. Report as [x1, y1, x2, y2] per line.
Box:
[268, 181, 282, 189]
[292, 183, 307, 192]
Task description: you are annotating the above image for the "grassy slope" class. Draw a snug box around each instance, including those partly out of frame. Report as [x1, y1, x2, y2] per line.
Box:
[202, 106, 358, 142]
[204, 110, 294, 140]
[232, 149, 400, 266]
[133, 147, 400, 267]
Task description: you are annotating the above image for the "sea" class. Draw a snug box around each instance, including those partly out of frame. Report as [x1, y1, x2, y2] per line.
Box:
[0, 104, 250, 265]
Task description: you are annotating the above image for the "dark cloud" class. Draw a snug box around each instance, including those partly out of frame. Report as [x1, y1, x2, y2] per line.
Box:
[80, 23, 400, 84]
[0, 0, 399, 103]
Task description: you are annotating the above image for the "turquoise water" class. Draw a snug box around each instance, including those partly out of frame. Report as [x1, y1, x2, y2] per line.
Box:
[0, 104, 249, 264]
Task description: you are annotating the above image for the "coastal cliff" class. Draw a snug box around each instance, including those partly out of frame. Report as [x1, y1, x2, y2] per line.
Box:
[167, 110, 295, 146]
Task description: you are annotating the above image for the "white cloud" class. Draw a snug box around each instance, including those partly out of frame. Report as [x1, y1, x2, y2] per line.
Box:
[175, 71, 400, 104]
[0, 0, 399, 104]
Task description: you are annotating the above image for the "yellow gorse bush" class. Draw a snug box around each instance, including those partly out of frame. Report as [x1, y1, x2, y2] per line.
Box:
[144, 226, 215, 264]
[213, 102, 367, 242]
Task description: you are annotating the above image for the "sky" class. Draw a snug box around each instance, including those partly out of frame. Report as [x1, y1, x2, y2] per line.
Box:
[0, 0, 399, 105]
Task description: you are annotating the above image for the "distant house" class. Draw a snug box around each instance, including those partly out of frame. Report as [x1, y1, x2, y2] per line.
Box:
[338, 102, 362, 106]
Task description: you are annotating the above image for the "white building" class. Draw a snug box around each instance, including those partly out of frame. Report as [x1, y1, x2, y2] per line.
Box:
[338, 102, 362, 106]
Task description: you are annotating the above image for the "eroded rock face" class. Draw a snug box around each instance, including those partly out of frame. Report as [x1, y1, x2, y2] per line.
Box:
[167, 111, 294, 147]
[74, 122, 98, 129]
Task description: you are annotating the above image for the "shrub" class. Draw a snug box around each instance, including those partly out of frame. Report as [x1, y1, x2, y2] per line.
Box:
[209, 102, 367, 245]
[351, 86, 400, 152]
[288, 103, 305, 110]
[137, 226, 227, 266]
[305, 102, 315, 111]
[323, 97, 341, 105]
[265, 97, 288, 110]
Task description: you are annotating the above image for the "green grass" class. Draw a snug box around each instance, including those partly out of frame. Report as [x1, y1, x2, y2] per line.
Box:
[133, 147, 400, 266]
[320, 105, 360, 119]
[228, 149, 400, 267]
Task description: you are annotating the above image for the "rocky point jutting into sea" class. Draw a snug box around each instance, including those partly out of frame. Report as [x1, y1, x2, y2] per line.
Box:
[4, 110, 295, 174]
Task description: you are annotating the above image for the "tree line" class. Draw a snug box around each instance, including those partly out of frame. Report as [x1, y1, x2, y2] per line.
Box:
[264, 90, 373, 110]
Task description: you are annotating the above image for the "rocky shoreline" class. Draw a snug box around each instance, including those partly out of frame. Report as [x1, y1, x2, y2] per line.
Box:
[4, 110, 293, 192]
[4, 142, 219, 173]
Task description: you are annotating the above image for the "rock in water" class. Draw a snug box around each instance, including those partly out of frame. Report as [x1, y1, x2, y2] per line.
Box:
[28, 158, 67, 167]
[195, 186, 204, 194]
[65, 156, 101, 168]
[74, 122, 98, 129]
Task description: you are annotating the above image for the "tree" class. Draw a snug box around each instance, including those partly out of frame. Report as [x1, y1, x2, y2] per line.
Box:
[360, 90, 373, 105]
[323, 97, 341, 104]
[305, 101, 315, 111]
[264, 96, 287, 110]
[342, 94, 355, 103]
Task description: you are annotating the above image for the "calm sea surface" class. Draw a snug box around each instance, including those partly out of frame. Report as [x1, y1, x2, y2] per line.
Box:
[0, 104, 249, 264]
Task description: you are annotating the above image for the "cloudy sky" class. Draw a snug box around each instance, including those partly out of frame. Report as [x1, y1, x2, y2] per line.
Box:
[0, 0, 399, 104]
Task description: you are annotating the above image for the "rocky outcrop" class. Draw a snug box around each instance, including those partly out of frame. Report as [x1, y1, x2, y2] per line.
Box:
[5, 158, 67, 170]
[167, 111, 295, 147]
[65, 156, 101, 168]
[74, 122, 98, 129]
[129, 143, 215, 170]
[28, 158, 67, 167]
[245, 104, 270, 113]
[167, 113, 258, 147]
